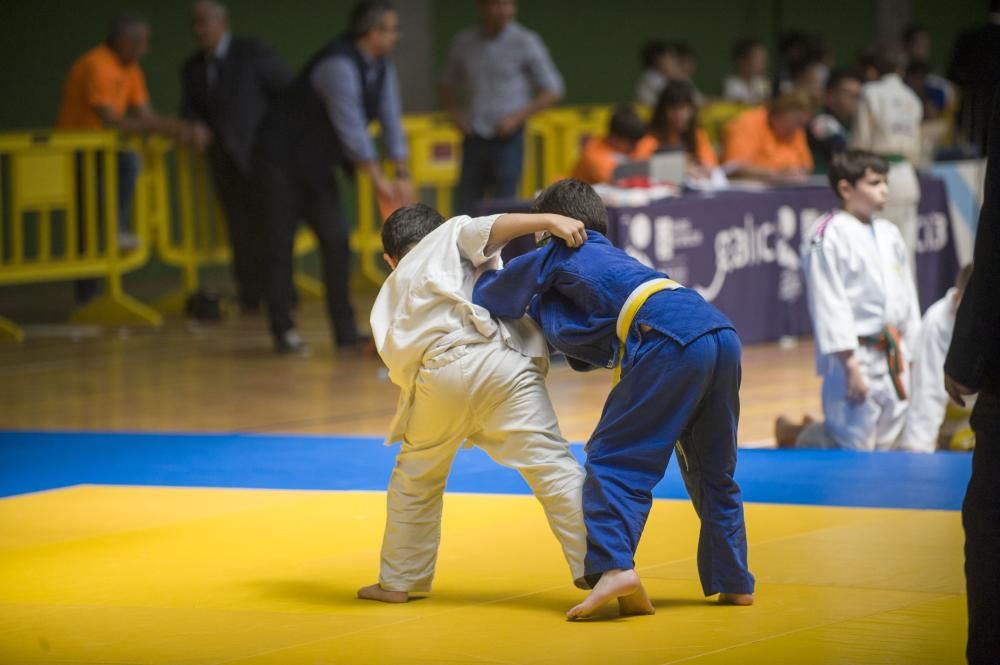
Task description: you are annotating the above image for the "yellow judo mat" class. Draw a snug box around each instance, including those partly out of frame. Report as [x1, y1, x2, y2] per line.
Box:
[0, 485, 965, 664]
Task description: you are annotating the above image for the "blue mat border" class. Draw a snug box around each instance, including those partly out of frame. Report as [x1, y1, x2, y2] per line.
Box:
[0, 430, 970, 510]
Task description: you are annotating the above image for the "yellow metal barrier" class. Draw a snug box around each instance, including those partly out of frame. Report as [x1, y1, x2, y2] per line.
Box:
[0, 130, 161, 340]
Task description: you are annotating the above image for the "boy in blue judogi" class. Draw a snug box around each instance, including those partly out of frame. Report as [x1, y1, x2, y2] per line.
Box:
[473, 179, 755, 619]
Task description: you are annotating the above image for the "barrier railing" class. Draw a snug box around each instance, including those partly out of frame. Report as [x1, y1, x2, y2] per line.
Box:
[1, 102, 698, 339]
[0, 130, 161, 341]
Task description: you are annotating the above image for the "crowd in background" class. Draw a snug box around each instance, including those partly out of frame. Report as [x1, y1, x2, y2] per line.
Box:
[50, 0, 998, 357]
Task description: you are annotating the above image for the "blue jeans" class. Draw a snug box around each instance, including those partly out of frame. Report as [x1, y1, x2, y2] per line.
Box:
[456, 130, 524, 214]
[582, 327, 755, 596]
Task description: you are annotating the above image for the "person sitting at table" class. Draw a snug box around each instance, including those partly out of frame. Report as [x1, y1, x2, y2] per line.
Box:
[636, 82, 718, 181]
[722, 89, 815, 184]
[570, 104, 649, 185]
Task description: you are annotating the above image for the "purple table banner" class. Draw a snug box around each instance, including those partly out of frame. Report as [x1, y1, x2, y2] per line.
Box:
[482, 175, 958, 345]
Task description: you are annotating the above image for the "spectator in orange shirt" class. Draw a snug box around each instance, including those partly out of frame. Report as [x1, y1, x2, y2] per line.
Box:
[570, 105, 647, 184]
[723, 89, 815, 183]
[636, 82, 718, 181]
[57, 12, 188, 302]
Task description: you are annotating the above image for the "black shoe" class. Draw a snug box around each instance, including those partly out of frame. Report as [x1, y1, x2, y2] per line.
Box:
[274, 329, 311, 356]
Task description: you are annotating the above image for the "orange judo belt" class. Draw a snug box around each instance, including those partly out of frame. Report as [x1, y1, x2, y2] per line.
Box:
[858, 326, 908, 400]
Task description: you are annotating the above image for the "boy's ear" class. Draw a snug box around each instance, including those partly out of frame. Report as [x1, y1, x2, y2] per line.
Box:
[383, 253, 398, 271]
[836, 178, 853, 200]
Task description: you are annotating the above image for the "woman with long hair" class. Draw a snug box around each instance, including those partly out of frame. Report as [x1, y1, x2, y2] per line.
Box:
[639, 82, 718, 179]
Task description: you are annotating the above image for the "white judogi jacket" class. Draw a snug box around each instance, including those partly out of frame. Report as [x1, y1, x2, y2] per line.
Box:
[370, 214, 548, 445]
[802, 210, 922, 377]
[851, 73, 923, 164]
[898, 289, 958, 453]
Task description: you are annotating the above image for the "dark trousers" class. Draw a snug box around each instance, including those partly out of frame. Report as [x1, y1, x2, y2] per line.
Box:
[456, 130, 524, 214]
[74, 150, 141, 304]
[257, 159, 357, 344]
[965, 392, 1000, 664]
[582, 328, 755, 595]
[208, 150, 269, 309]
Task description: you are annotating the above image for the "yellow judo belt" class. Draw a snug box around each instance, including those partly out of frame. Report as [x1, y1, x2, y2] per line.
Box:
[858, 326, 908, 400]
[613, 278, 682, 385]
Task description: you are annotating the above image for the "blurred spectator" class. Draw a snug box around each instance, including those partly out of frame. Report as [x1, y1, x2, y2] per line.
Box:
[789, 57, 827, 101]
[181, 0, 292, 314]
[723, 89, 814, 183]
[904, 60, 946, 120]
[57, 11, 189, 302]
[723, 39, 771, 105]
[857, 48, 881, 83]
[947, 1, 1000, 151]
[569, 105, 648, 184]
[253, 0, 411, 354]
[808, 68, 862, 174]
[441, 0, 563, 213]
[637, 82, 718, 179]
[899, 264, 975, 453]
[635, 40, 683, 107]
[851, 45, 923, 265]
[902, 24, 956, 116]
[672, 41, 705, 106]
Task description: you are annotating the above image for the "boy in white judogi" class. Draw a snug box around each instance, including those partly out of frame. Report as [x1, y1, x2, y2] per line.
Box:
[358, 203, 589, 603]
[796, 150, 922, 451]
[850, 46, 923, 268]
[899, 265, 976, 453]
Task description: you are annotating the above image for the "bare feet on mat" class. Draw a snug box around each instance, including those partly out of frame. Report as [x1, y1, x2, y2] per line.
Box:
[357, 583, 408, 603]
[718, 592, 754, 606]
[566, 568, 642, 620]
[617, 584, 656, 616]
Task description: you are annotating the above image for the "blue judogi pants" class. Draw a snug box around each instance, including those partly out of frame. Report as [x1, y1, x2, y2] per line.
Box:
[582, 327, 755, 596]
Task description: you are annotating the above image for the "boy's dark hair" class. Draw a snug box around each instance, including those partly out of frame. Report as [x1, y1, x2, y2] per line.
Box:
[608, 104, 646, 144]
[827, 149, 889, 193]
[382, 203, 445, 260]
[532, 179, 608, 236]
[956, 264, 974, 292]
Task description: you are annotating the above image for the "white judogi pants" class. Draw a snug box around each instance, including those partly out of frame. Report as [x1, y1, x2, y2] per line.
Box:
[884, 161, 921, 274]
[797, 361, 910, 451]
[379, 339, 586, 592]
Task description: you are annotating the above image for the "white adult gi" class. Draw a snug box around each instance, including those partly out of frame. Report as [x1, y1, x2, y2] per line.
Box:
[800, 211, 922, 451]
[369, 214, 586, 592]
[851, 73, 924, 267]
[899, 288, 967, 453]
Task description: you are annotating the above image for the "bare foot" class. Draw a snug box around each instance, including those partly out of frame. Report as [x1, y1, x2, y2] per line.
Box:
[718, 592, 754, 606]
[566, 569, 641, 620]
[357, 583, 408, 603]
[617, 584, 656, 616]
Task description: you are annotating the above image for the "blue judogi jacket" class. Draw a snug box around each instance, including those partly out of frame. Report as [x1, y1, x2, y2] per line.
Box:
[472, 231, 734, 371]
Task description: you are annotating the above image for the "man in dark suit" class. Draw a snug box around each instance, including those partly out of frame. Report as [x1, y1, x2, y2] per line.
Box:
[945, 85, 1000, 665]
[181, 0, 291, 312]
[254, 0, 411, 354]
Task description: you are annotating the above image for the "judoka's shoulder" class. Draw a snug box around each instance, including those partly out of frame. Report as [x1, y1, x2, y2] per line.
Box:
[807, 210, 852, 246]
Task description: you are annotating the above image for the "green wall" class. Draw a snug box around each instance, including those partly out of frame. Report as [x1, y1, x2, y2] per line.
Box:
[0, 0, 985, 131]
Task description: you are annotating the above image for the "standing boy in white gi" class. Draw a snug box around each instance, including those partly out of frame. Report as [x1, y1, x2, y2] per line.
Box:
[798, 150, 922, 451]
[850, 46, 924, 269]
[358, 203, 589, 602]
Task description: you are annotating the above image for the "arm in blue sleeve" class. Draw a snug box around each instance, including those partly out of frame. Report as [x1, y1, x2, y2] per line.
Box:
[377, 61, 408, 161]
[473, 245, 558, 319]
